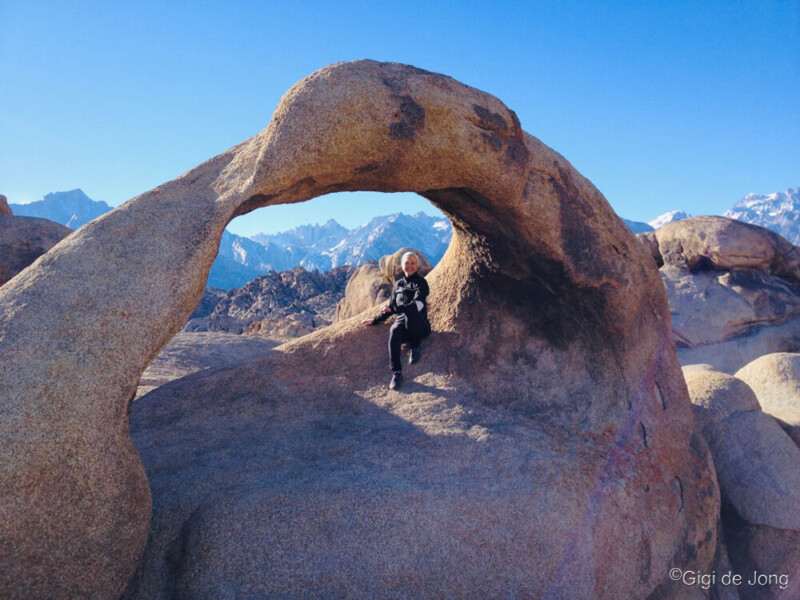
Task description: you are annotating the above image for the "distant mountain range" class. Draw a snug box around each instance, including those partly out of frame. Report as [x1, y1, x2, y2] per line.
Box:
[723, 188, 800, 245]
[9, 189, 112, 229]
[8, 187, 798, 287]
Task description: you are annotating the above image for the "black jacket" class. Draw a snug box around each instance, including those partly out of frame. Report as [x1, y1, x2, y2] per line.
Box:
[372, 272, 430, 333]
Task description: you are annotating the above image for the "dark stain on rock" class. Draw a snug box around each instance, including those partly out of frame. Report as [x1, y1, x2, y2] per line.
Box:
[673, 476, 685, 512]
[506, 131, 529, 166]
[355, 162, 381, 174]
[389, 96, 425, 141]
[381, 77, 402, 93]
[232, 193, 277, 218]
[473, 104, 509, 131]
[482, 131, 503, 150]
[640, 422, 648, 447]
[471, 105, 528, 166]
[655, 382, 667, 410]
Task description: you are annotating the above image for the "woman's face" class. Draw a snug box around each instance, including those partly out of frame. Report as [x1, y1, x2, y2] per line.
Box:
[402, 255, 418, 276]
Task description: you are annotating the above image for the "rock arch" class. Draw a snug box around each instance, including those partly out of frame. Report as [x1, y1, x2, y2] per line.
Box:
[0, 60, 717, 598]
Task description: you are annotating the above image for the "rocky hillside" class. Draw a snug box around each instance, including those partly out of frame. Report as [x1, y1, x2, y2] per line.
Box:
[185, 265, 355, 339]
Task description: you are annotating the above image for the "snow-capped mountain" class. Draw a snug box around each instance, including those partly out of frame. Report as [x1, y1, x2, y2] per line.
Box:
[309, 212, 452, 271]
[251, 219, 348, 251]
[9, 189, 112, 229]
[248, 212, 453, 274]
[648, 210, 691, 230]
[723, 187, 800, 245]
[208, 230, 307, 289]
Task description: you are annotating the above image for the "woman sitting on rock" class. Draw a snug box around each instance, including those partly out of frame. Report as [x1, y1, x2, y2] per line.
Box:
[363, 251, 431, 390]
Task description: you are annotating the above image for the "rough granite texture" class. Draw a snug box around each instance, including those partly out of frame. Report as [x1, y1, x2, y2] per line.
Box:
[1, 60, 718, 599]
[736, 352, 800, 447]
[0, 214, 72, 286]
[640, 218, 800, 374]
[684, 369, 800, 600]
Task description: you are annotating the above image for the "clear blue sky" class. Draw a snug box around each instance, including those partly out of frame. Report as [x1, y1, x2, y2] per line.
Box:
[2, 0, 798, 236]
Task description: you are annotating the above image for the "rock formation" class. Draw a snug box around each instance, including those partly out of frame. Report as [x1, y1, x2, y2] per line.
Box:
[1, 60, 717, 599]
[185, 265, 354, 338]
[334, 247, 432, 323]
[0, 194, 12, 216]
[185, 286, 228, 321]
[641, 217, 800, 373]
[684, 369, 800, 599]
[735, 352, 800, 447]
[0, 212, 72, 286]
[641, 216, 800, 279]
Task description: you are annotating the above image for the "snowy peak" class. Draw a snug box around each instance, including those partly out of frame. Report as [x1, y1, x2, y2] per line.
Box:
[724, 187, 800, 244]
[648, 210, 691, 230]
[728, 187, 800, 212]
[251, 219, 348, 249]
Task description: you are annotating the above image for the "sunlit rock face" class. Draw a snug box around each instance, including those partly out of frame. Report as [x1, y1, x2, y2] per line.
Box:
[0, 60, 717, 599]
[640, 216, 800, 373]
[684, 368, 800, 600]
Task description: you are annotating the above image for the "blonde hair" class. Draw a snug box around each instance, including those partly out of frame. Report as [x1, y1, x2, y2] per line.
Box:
[401, 251, 419, 264]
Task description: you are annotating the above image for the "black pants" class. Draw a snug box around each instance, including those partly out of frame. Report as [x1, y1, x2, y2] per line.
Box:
[388, 316, 428, 372]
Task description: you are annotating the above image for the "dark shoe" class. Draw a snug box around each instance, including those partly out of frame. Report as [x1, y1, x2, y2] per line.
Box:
[409, 346, 421, 365]
[389, 371, 403, 390]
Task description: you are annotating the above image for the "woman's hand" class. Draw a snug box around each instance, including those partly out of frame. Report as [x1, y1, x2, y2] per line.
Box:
[362, 318, 373, 326]
[380, 305, 392, 314]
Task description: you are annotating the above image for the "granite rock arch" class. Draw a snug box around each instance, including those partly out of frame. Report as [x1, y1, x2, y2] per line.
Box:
[0, 60, 717, 598]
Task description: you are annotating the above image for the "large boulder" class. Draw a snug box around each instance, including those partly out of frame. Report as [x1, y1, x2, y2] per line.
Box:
[333, 259, 390, 322]
[0, 214, 72, 286]
[0, 60, 717, 599]
[648, 216, 800, 280]
[684, 369, 800, 599]
[379, 246, 434, 280]
[641, 217, 800, 373]
[735, 352, 800, 447]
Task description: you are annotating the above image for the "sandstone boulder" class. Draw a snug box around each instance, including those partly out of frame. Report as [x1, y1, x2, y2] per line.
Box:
[735, 353, 800, 447]
[0, 60, 718, 599]
[0, 214, 72, 286]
